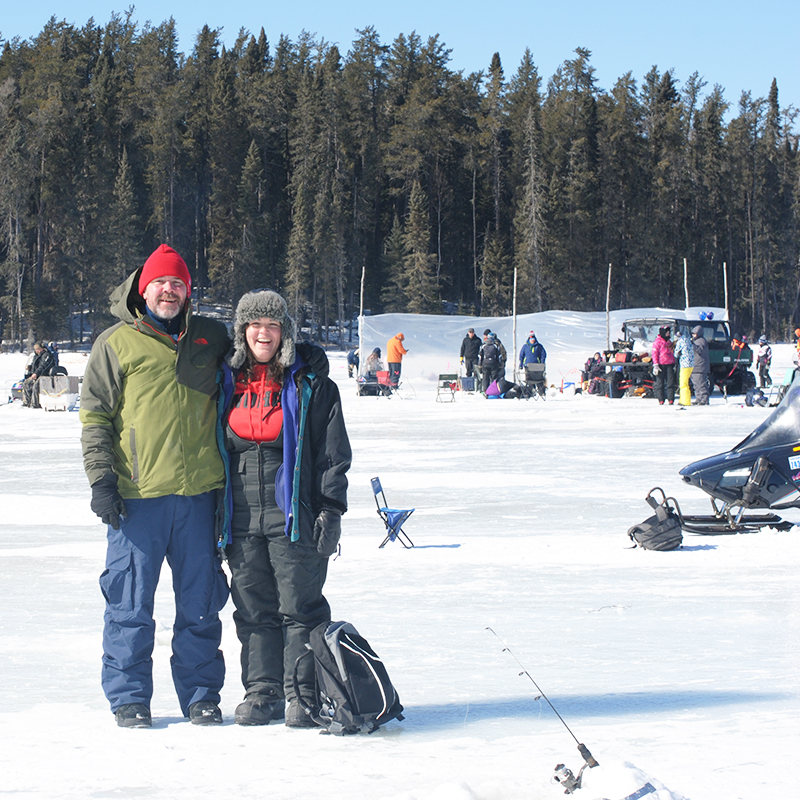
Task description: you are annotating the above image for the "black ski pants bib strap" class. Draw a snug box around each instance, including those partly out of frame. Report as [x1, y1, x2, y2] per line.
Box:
[226, 530, 330, 702]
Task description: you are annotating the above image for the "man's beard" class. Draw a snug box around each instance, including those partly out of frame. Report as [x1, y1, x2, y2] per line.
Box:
[154, 296, 182, 320]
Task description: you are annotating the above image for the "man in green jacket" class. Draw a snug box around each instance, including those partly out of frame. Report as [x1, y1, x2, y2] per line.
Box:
[80, 244, 231, 728]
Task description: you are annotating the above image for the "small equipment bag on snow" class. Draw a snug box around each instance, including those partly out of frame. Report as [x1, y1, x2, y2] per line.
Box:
[293, 620, 404, 735]
[627, 488, 683, 551]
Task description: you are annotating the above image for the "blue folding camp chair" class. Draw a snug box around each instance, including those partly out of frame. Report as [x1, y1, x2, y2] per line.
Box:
[371, 477, 415, 548]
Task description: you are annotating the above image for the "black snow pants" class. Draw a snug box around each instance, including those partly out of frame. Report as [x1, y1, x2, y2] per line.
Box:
[654, 363, 676, 404]
[226, 530, 330, 703]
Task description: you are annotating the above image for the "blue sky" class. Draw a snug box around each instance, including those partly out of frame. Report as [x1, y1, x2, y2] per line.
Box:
[3, 0, 798, 117]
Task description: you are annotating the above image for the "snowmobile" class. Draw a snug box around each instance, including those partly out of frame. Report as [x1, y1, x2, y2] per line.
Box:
[644, 371, 800, 534]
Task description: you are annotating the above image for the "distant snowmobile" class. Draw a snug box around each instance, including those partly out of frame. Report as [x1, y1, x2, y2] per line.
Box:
[640, 372, 800, 535]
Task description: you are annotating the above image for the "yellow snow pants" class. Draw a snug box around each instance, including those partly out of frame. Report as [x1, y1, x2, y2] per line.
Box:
[679, 366, 693, 406]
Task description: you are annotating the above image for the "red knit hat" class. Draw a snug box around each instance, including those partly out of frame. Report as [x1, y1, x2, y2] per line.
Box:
[138, 245, 192, 297]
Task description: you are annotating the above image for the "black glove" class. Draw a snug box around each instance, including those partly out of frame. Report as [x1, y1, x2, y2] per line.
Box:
[296, 342, 329, 379]
[313, 508, 341, 557]
[91, 476, 127, 530]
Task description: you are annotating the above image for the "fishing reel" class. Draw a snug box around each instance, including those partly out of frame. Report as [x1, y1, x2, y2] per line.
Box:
[553, 764, 582, 794]
[552, 744, 599, 794]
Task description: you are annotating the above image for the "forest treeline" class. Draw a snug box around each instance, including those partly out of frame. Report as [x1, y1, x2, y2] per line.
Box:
[0, 13, 798, 346]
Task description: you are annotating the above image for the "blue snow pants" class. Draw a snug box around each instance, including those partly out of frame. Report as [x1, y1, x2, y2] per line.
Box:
[99, 492, 229, 716]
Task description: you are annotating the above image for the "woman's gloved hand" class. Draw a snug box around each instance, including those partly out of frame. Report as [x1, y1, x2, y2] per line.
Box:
[313, 508, 342, 557]
[296, 342, 329, 378]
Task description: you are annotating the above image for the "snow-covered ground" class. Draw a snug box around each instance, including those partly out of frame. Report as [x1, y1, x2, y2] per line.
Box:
[1, 308, 798, 800]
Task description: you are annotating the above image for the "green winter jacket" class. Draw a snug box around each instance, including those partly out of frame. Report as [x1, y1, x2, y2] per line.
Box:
[80, 270, 231, 499]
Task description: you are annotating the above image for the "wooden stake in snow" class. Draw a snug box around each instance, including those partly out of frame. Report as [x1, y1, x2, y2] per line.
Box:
[684, 258, 690, 310]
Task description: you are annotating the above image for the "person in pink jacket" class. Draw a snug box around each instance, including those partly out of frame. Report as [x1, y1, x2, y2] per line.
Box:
[651, 326, 677, 405]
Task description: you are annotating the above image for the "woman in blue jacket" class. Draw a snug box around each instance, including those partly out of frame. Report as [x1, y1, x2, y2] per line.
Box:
[219, 290, 351, 728]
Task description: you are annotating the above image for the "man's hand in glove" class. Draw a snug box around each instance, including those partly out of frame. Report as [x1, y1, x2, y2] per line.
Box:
[91, 476, 127, 530]
[313, 508, 342, 557]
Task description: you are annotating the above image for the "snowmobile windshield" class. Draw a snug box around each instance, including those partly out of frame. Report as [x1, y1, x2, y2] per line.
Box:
[738, 371, 800, 451]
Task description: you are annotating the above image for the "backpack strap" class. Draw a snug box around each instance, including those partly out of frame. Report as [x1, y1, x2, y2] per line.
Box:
[292, 647, 324, 728]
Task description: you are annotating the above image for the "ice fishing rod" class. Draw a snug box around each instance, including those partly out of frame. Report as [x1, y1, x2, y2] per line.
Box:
[486, 626, 598, 793]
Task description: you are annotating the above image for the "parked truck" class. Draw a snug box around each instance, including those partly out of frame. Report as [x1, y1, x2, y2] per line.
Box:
[609, 314, 755, 397]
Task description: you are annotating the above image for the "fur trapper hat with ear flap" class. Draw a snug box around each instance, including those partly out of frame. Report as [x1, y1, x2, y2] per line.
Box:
[229, 290, 297, 370]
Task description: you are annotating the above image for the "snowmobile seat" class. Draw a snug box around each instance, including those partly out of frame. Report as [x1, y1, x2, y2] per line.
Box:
[436, 374, 458, 402]
[371, 476, 415, 548]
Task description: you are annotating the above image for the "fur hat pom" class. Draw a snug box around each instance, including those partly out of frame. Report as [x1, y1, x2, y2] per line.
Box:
[229, 290, 296, 370]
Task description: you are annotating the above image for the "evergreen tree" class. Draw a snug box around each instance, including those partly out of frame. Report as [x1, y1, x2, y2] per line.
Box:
[513, 108, 547, 311]
[403, 179, 437, 312]
[381, 212, 408, 311]
[542, 48, 601, 309]
[597, 73, 648, 307]
[207, 46, 247, 299]
[135, 19, 187, 248]
[0, 14, 798, 338]
[108, 146, 142, 282]
[479, 228, 512, 315]
[0, 88, 30, 344]
[236, 139, 270, 298]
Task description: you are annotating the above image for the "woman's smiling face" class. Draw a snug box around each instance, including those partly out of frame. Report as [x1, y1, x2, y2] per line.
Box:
[246, 318, 282, 363]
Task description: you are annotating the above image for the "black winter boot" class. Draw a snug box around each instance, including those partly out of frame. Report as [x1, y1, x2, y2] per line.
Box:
[234, 695, 285, 726]
[285, 699, 318, 729]
[115, 703, 151, 728]
[188, 700, 223, 725]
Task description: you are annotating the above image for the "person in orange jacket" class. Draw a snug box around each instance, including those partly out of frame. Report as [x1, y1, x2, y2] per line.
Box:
[387, 333, 408, 389]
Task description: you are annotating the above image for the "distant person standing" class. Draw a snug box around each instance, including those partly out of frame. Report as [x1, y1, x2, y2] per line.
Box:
[459, 328, 480, 378]
[690, 326, 711, 405]
[347, 348, 359, 378]
[651, 325, 676, 405]
[673, 329, 695, 406]
[756, 335, 772, 389]
[387, 333, 408, 389]
[518, 331, 546, 373]
[479, 332, 503, 393]
[481, 328, 506, 379]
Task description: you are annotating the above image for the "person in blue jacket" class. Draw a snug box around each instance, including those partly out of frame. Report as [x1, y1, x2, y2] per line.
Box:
[519, 331, 547, 371]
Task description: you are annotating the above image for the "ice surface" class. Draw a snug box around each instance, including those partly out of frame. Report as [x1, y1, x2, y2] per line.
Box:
[0, 308, 797, 800]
